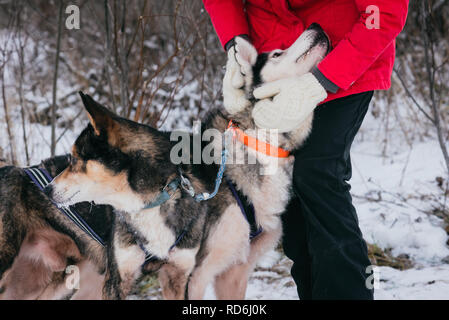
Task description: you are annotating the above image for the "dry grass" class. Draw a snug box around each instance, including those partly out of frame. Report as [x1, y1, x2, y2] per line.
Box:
[367, 243, 414, 270]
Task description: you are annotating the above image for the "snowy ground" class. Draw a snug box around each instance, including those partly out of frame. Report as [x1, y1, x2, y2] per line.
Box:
[350, 94, 449, 300]
[351, 137, 449, 300]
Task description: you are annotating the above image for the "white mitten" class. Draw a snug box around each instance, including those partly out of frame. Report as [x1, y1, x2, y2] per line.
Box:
[222, 37, 257, 115]
[252, 73, 327, 132]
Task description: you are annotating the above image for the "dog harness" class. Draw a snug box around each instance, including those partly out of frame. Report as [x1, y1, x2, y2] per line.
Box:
[24, 167, 162, 263]
[23, 167, 106, 247]
[226, 178, 263, 239]
[144, 172, 263, 242]
[143, 152, 227, 209]
[140, 175, 262, 266]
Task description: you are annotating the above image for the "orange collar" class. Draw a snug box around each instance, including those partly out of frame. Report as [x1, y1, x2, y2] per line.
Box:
[227, 120, 290, 158]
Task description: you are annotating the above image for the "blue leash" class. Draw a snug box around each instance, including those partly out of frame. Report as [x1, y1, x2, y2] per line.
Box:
[144, 142, 229, 209]
[179, 148, 228, 202]
[143, 178, 181, 209]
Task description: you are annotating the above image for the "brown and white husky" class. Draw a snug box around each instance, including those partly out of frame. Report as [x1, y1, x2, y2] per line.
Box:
[45, 23, 329, 299]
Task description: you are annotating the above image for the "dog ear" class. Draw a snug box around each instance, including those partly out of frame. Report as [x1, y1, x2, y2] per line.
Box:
[79, 91, 117, 137]
[234, 37, 258, 76]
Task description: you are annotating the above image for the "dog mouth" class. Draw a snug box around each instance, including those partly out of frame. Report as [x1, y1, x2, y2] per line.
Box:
[294, 23, 331, 64]
[295, 46, 319, 63]
[294, 42, 329, 64]
[306, 23, 331, 48]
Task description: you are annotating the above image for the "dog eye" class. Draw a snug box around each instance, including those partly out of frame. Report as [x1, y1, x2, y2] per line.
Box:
[272, 52, 283, 58]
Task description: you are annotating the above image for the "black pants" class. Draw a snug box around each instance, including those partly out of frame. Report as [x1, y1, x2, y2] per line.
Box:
[282, 91, 374, 300]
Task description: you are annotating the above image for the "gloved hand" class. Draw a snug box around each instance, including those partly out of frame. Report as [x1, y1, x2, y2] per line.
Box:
[252, 73, 327, 132]
[222, 38, 255, 115]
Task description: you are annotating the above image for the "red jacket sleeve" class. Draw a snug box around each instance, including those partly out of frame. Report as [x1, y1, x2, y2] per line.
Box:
[203, 0, 249, 49]
[317, 0, 409, 90]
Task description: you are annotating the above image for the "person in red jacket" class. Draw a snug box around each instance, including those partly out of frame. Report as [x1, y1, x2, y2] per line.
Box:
[203, 0, 409, 299]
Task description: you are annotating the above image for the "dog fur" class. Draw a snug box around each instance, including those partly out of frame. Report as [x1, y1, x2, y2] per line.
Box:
[0, 156, 113, 299]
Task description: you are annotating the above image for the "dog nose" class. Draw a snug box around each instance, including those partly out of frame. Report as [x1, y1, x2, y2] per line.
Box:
[307, 22, 331, 53]
[307, 22, 324, 33]
[43, 184, 54, 198]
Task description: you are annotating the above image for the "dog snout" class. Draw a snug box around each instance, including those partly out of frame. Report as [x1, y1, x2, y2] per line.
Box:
[307, 23, 331, 53]
[307, 22, 324, 33]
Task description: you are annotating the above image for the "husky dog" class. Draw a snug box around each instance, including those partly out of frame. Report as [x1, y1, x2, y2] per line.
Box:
[45, 23, 329, 300]
[0, 156, 112, 299]
[44, 93, 233, 299]
[198, 22, 330, 298]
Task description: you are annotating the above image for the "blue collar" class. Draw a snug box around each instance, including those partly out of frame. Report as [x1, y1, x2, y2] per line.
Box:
[143, 178, 181, 209]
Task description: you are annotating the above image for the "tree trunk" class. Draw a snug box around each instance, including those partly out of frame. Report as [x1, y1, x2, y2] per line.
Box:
[1, 71, 17, 165]
[421, 0, 449, 176]
[51, 1, 64, 156]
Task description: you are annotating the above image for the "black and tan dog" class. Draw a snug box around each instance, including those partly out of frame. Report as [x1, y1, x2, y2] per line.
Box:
[0, 156, 113, 299]
[44, 93, 235, 299]
[45, 24, 329, 300]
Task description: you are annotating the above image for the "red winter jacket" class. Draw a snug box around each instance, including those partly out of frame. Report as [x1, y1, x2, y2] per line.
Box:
[203, 0, 409, 103]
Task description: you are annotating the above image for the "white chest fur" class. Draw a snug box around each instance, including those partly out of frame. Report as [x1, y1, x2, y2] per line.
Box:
[225, 129, 294, 231]
[129, 207, 176, 259]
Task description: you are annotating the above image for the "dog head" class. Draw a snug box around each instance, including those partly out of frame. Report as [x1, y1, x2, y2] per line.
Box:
[45, 93, 176, 213]
[234, 23, 330, 94]
[225, 23, 330, 150]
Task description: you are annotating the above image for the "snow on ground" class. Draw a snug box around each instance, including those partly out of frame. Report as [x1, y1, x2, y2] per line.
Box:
[352, 139, 449, 263]
[348, 94, 449, 300]
[375, 265, 449, 300]
[205, 250, 299, 300]
[246, 255, 449, 300]
[352, 136, 449, 300]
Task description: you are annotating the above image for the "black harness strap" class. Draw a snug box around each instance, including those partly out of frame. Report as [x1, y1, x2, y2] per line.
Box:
[24, 167, 160, 263]
[225, 178, 263, 240]
[24, 167, 106, 247]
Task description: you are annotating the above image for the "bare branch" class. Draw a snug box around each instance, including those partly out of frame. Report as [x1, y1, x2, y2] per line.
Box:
[50, 0, 64, 156]
[393, 68, 435, 123]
